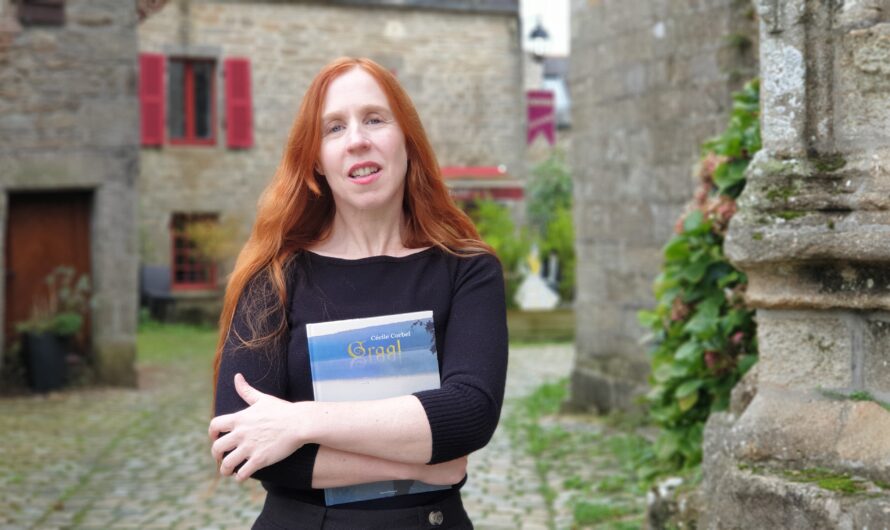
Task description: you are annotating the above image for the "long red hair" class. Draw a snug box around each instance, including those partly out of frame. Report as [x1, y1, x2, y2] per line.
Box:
[212, 57, 492, 390]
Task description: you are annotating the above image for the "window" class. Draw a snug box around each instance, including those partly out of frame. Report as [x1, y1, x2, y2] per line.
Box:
[168, 58, 216, 145]
[139, 55, 253, 148]
[17, 0, 65, 26]
[170, 213, 218, 290]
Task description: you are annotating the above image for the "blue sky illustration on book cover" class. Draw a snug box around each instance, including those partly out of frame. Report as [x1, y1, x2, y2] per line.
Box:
[306, 310, 448, 506]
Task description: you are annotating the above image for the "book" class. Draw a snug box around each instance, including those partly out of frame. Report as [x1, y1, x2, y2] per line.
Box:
[305, 310, 448, 506]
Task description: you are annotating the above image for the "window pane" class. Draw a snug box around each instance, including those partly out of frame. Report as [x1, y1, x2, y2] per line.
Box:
[168, 60, 185, 139]
[193, 62, 213, 139]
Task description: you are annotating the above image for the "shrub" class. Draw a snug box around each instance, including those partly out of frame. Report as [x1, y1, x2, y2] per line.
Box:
[527, 152, 576, 301]
[470, 199, 531, 307]
[637, 79, 761, 472]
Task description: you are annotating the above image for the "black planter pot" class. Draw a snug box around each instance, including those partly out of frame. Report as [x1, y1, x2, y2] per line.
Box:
[22, 332, 68, 392]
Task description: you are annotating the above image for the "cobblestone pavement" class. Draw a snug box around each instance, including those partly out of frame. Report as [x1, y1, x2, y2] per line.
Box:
[0, 344, 579, 530]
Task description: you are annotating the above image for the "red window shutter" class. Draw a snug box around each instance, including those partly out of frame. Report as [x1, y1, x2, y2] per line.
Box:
[225, 58, 253, 148]
[139, 54, 165, 147]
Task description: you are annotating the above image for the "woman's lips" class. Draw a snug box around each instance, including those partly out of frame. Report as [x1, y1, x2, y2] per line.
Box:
[349, 168, 381, 185]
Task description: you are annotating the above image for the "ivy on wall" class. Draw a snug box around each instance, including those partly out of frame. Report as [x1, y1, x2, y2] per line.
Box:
[637, 79, 761, 471]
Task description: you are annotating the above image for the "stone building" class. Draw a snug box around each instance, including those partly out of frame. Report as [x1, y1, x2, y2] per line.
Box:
[137, 0, 525, 318]
[702, 2, 890, 526]
[0, 0, 139, 384]
[568, 0, 757, 411]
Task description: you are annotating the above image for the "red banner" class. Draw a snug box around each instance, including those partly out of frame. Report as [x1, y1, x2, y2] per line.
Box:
[527, 89, 555, 146]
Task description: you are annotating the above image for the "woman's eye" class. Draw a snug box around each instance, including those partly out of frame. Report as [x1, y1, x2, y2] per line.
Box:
[367, 117, 384, 125]
[326, 124, 344, 134]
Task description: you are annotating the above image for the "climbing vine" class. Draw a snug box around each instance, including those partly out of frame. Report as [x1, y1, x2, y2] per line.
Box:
[637, 79, 761, 471]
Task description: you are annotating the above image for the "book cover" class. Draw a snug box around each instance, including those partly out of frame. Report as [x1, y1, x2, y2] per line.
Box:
[305, 310, 448, 506]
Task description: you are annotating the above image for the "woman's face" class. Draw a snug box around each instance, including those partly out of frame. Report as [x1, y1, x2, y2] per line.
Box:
[317, 67, 409, 216]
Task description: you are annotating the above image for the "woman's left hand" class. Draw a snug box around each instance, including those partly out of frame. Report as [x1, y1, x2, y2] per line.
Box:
[209, 373, 308, 482]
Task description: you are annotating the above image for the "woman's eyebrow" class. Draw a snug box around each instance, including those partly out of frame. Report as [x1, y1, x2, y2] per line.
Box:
[321, 104, 391, 123]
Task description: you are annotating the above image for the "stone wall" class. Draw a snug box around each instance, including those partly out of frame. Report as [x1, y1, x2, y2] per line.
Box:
[138, 0, 524, 286]
[0, 0, 139, 383]
[701, 2, 890, 526]
[568, 0, 757, 411]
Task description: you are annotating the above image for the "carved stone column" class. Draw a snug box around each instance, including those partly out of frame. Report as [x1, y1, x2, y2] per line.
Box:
[701, 1, 890, 527]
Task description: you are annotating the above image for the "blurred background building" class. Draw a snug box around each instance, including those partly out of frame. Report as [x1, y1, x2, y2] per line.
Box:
[137, 0, 526, 321]
[0, 0, 140, 385]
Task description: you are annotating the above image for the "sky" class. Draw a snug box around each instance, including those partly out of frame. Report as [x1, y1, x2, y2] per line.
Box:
[520, 0, 570, 56]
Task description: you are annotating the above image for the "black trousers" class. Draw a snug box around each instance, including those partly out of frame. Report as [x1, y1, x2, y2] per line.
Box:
[253, 492, 474, 530]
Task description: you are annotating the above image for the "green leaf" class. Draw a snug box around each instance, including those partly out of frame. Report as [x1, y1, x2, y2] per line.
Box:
[670, 362, 695, 378]
[682, 210, 704, 233]
[677, 391, 699, 412]
[663, 236, 690, 261]
[653, 363, 674, 383]
[675, 341, 703, 363]
[638, 310, 661, 329]
[655, 432, 681, 461]
[738, 354, 758, 375]
[675, 379, 704, 398]
[684, 298, 721, 336]
[646, 385, 667, 402]
[715, 160, 748, 193]
[680, 259, 709, 283]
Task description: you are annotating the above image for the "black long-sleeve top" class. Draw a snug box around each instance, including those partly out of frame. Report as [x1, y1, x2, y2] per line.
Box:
[214, 247, 509, 509]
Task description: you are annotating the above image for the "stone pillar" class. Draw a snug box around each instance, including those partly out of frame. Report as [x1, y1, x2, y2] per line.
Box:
[702, 1, 890, 526]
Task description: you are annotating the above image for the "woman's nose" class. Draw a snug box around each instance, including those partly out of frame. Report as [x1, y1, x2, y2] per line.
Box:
[346, 126, 370, 151]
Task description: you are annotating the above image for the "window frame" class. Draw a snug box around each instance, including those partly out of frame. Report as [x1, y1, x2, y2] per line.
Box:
[167, 57, 218, 147]
[170, 213, 219, 291]
[17, 0, 65, 26]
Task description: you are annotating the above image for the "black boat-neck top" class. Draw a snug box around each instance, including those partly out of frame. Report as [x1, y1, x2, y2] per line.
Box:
[214, 247, 508, 509]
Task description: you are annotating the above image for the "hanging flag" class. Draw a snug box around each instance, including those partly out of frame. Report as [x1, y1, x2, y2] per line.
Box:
[527, 89, 555, 146]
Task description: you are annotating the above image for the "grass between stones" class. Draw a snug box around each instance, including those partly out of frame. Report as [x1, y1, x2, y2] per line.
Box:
[136, 320, 219, 365]
[782, 468, 869, 495]
[504, 378, 650, 529]
[739, 463, 887, 496]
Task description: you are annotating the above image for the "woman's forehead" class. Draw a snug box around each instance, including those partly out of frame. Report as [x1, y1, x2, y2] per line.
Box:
[322, 68, 392, 116]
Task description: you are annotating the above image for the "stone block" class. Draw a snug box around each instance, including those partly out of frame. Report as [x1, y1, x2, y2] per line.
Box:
[755, 309, 853, 390]
[567, 363, 647, 414]
[834, 23, 890, 152]
[701, 455, 890, 530]
[861, 315, 890, 395]
[728, 386, 890, 479]
[94, 340, 137, 387]
[703, 408, 890, 530]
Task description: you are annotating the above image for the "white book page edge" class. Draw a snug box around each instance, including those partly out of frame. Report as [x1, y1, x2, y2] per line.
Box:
[306, 310, 433, 337]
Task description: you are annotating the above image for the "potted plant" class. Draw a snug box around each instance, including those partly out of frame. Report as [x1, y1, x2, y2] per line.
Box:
[15, 267, 91, 392]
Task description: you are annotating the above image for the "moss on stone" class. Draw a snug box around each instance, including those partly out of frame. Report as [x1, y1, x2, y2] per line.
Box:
[775, 210, 807, 220]
[765, 185, 795, 202]
[848, 390, 874, 401]
[816, 476, 867, 494]
[751, 231, 764, 241]
[812, 153, 847, 173]
[818, 388, 890, 412]
[874, 480, 890, 490]
[758, 159, 801, 177]
[724, 33, 753, 52]
[782, 468, 867, 494]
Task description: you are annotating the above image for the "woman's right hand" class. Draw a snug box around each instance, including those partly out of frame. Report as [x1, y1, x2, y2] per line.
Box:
[417, 456, 468, 485]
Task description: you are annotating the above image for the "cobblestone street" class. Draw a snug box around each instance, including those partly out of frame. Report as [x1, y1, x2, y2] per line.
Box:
[0, 343, 599, 530]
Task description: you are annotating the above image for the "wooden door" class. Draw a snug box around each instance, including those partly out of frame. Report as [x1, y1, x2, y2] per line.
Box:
[5, 191, 92, 345]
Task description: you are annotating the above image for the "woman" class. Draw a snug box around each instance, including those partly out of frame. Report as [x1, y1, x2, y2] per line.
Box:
[208, 57, 508, 530]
